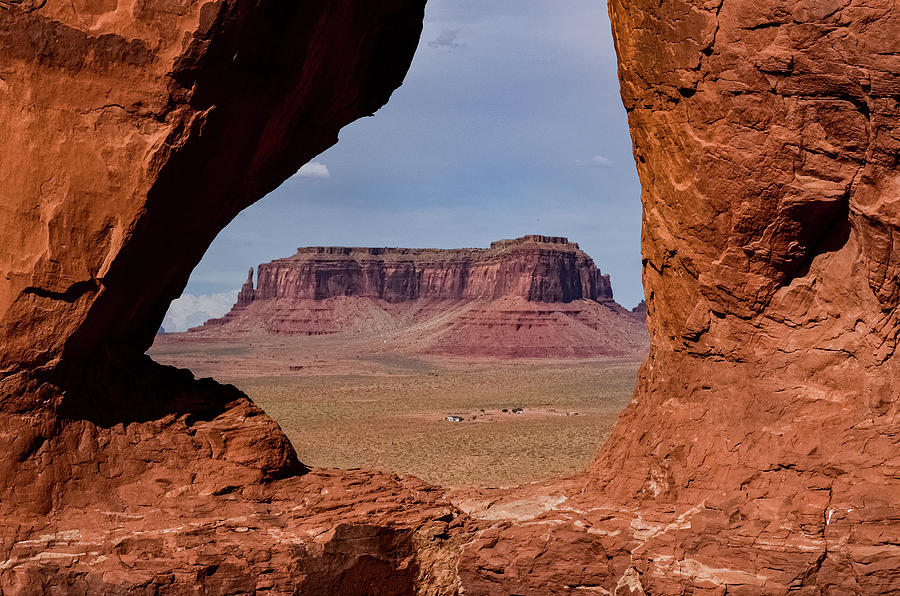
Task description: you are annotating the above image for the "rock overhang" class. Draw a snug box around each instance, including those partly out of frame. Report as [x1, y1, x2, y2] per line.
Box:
[1, 0, 899, 592]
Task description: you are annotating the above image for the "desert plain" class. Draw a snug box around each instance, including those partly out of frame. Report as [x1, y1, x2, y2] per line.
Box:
[151, 330, 642, 487]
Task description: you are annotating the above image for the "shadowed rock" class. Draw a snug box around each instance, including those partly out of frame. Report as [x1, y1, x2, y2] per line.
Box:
[0, 1, 462, 592]
[2, 0, 900, 593]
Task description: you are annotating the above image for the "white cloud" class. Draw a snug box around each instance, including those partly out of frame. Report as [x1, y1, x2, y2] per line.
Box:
[575, 155, 613, 167]
[294, 161, 330, 178]
[161, 289, 239, 332]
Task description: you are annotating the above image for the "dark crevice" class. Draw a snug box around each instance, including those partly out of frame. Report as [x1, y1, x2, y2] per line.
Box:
[742, 21, 783, 31]
[23, 279, 98, 303]
[45, 354, 308, 479]
[783, 192, 853, 284]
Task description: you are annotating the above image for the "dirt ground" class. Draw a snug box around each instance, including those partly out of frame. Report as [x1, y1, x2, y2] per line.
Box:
[150, 332, 641, 487]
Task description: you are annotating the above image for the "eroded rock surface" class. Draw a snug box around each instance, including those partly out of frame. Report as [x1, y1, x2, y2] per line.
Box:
[0, 0, 457, 592]
[244, 235, 613, 304]
[0, 0, 425, 373]
[2, 0, 900, 593]
[455, 0, 900, 593]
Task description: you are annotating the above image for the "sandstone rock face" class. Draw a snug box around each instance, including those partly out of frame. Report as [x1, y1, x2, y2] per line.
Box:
[3, 0, 900, 593]
[603, 0, 900, 566]
[198, 236, 648, 357]
[248, 235, 613, 304]
[235, 267, 256, 309]
[456, 0, 900, 593]
[0, 0, 452, 591]
[0, 0, 425, 374]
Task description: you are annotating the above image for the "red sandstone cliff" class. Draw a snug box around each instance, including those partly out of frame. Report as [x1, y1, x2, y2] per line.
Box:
[457, 0, 900, 593]
[0, 0, 447, 591]
[3, 0, 900, 593]
[199, 235, 648, 357]
[248, 235, 613, 304]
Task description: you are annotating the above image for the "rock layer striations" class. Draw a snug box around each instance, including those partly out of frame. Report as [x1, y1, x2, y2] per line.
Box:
[248, 235, 613, 304]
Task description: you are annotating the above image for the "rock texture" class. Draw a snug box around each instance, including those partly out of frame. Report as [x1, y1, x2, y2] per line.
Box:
[198, 236, 648, 358]
[453, 0, 900, 593]
[0, 0, 456, 592]
[599, 0, 900, 587]
[3, 0, 900, 593]
[0, 0, 425, 373]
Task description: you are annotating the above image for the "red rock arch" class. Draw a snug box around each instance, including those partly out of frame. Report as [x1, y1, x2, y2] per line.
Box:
[1, 0, 899, 592]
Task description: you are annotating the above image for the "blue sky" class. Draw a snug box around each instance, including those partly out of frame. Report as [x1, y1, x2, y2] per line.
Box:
[165, 0, 643, 330]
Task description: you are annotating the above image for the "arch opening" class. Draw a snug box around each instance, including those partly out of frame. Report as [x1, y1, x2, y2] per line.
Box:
[3, 0, 895, 591]
[149, 0, 648, 488]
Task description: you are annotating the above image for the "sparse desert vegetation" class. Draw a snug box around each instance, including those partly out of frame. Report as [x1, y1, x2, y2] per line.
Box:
[152, 333, 640, 487]
[234, 361, 639, 487]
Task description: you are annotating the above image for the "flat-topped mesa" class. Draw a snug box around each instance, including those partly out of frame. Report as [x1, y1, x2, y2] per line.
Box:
[240, 235, 614, 306]
[201, 236, 646, 356]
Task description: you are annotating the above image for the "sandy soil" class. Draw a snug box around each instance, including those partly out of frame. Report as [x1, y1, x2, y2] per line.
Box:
[150, 332, 642, 487]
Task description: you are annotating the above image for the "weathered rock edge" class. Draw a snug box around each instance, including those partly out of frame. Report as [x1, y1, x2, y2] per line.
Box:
[0, 1, 469, 593]
[3, 0, 900, 594]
